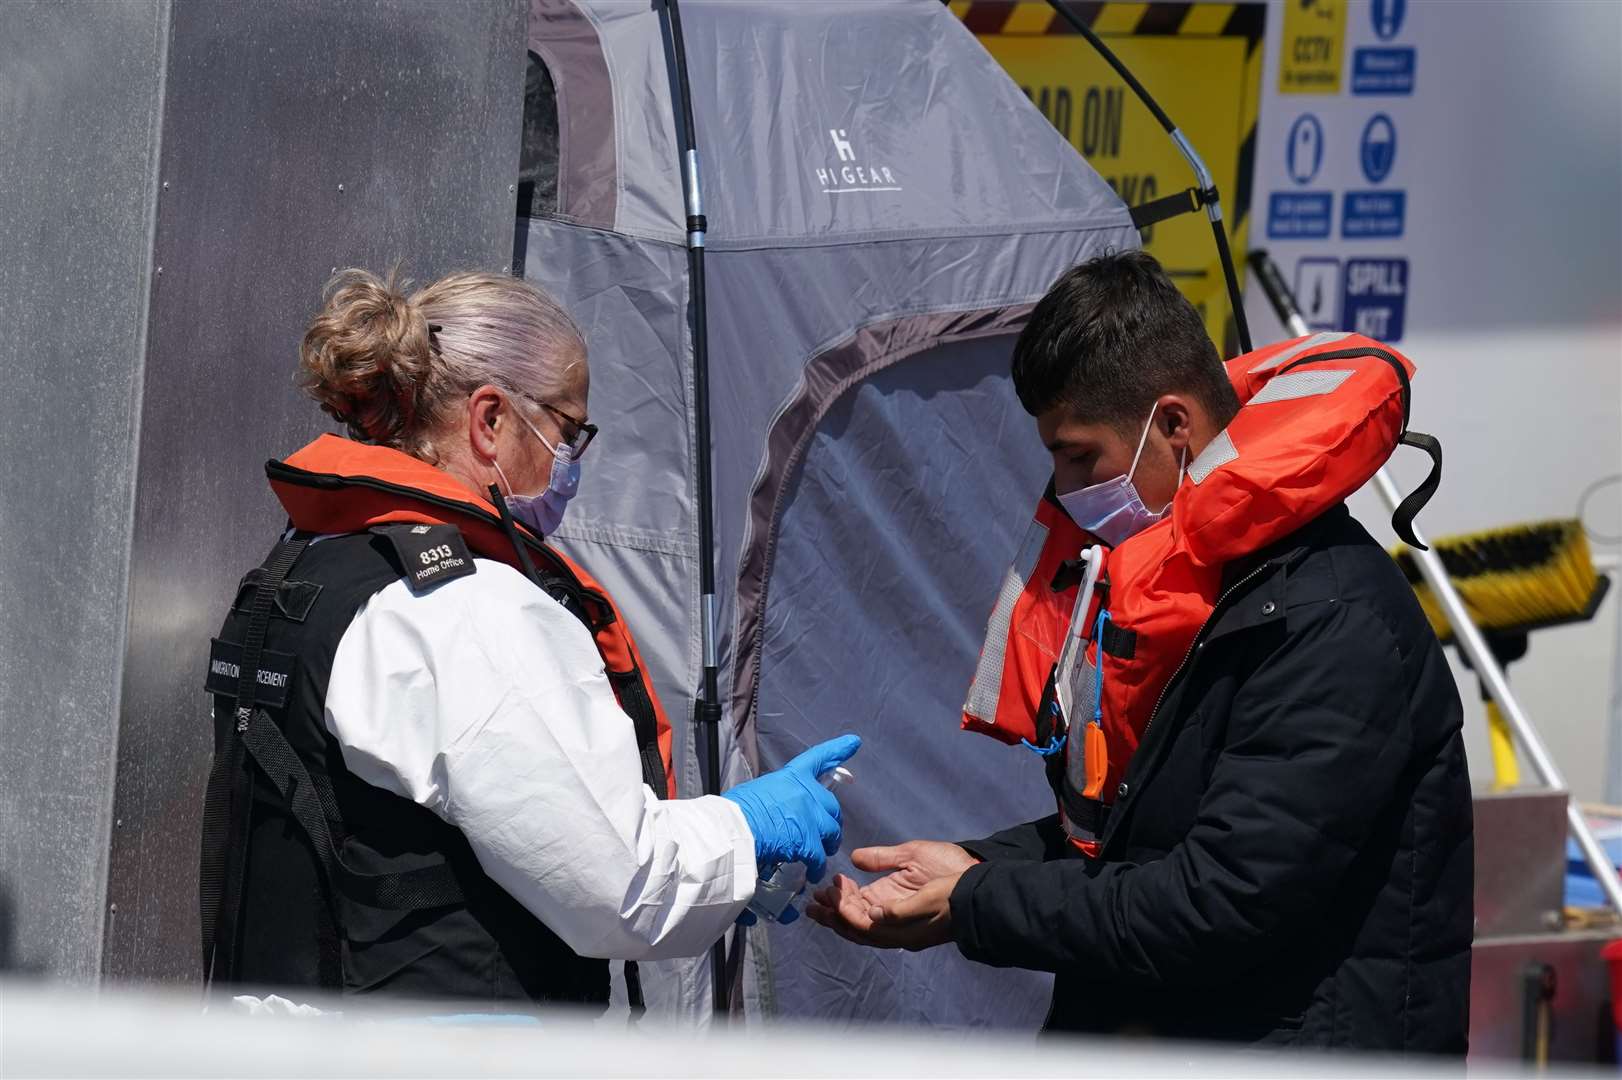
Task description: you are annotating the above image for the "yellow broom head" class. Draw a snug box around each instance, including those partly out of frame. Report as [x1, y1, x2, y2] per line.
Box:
[1391, 519, 1603, 641]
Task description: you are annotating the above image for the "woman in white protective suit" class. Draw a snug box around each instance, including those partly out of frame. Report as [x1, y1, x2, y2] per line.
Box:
[199, 268, 856, 1007]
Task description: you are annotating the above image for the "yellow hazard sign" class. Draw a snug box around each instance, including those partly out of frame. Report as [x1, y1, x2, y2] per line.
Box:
[1279, 0, 1344, 94]
[955, 1, 1266, 355]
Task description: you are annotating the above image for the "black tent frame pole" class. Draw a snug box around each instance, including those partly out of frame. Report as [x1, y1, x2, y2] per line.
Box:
[1246, 248, 1312, 339]
[1044, 0, 1253, 355]
[658, 0, 732, 1018]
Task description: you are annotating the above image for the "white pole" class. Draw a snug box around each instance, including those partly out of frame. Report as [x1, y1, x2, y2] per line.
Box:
[1257, 263, 1621, 911]
[1371, 470, 1622, 914]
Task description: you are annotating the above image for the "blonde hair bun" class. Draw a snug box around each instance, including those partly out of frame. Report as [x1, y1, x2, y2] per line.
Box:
[299, 269, 433, 446]
[297, 266, 586, 458]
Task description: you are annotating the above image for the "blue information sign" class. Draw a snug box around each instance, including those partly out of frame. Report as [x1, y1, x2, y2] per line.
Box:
[1353, 48, 1415, 95]
[1270, 192, 1333, 239]
[1286, 114, 1325, 185]
[1342, 190, 1406, 238]
[1371, 0, 1407, 40]
[1341, 258, 1408, 341]
[1360, 114, 1398, 184]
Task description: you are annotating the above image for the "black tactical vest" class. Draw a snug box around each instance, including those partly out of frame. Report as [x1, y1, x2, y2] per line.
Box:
[199, 526, 610, 1007]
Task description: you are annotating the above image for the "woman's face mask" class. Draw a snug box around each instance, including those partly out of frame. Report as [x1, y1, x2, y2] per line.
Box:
[1056, 402, 1185, 548]
[491, 403, 582, 537]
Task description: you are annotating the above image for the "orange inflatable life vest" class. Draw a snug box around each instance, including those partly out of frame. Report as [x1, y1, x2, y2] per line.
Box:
[962, 332, 1436, 852]
[268, 434, 678, 798]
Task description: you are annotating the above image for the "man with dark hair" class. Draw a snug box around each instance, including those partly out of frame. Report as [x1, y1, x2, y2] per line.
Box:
[1010, 250, 1241, 535]
[809, 251, 1473, 1052]
[1012, 248, 1240, 430]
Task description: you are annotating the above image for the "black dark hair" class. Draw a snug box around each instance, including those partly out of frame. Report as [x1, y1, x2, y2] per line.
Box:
[1010, 250, 1239, 429]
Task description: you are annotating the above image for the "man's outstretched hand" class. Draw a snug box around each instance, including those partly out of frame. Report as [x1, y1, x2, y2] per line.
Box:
[804, 840, 976, 951]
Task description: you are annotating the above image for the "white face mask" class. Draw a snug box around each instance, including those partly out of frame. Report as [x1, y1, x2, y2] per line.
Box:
[491, 406, 581, 537]
[1056, 402, 1186, 548]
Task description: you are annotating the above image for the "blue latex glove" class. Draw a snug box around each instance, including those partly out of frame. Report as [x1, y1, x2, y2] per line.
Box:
[722, 734, 862, 889]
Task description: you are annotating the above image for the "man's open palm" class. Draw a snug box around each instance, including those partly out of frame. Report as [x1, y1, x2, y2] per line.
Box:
[806, 840, 976, 946]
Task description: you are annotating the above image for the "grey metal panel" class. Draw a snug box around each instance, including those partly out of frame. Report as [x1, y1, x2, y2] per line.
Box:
[0, 0, 170, 981]
[1474, 791, 1570, 939]
[101, 0, 526, 982]
[1469, 930, 1621, 1063]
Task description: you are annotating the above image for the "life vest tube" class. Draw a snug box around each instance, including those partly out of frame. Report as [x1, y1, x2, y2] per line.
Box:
[268, 434, 678, 798]
[962, 333, 1422, 852]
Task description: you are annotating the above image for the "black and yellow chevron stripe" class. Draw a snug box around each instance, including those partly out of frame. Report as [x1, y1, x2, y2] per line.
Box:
[952, 1, 1263, 48]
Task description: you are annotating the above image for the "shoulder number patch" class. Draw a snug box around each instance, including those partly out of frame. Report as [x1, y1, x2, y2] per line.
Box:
[372, 524, 477, 594]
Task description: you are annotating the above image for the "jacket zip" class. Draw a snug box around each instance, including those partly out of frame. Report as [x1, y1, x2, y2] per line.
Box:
[1138, 562, 1274, 747]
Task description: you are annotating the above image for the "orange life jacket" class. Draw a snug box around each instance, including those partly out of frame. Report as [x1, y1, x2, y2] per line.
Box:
[962, 332, 1434, 852]
[268, 434, 678, 798]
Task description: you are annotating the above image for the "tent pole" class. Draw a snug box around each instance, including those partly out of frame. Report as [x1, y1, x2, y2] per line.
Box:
[1044, 0, 1252, 355]
[658, 0, 733, 1019]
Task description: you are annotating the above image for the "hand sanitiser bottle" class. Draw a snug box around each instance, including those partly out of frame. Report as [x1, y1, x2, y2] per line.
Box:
[746, 766, 854, 923]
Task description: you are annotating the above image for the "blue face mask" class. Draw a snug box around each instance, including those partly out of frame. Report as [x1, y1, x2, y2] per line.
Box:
[1056, 403, 1185, 548]
[492, 407, 581, 537]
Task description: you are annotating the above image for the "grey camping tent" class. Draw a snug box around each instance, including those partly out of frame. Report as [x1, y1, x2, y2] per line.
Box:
[520, 0, 1139, 1025]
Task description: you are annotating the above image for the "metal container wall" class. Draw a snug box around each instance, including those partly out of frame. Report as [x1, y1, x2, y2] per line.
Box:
[1470, 930, 1620, 1063]
[0, 0, 172, 981]
[1473, 790, 1571, 938]
[0, 0, 526, 982]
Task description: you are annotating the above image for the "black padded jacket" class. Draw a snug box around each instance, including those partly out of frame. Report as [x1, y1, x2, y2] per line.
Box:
[953, 504, 1473, 1052]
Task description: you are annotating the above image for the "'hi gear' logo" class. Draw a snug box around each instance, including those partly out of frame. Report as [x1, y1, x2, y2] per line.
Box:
[815, 127, 900, 195]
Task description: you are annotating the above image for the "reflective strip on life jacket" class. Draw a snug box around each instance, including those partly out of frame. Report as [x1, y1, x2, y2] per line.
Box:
[1188, 429, 1238, 484]
[963, 517, 1048, 728]
[960, 495, 1091, 747]
[1246, 329, 1351, 373]
[1189, 369, 1359, 484]
[1247, 367, 1357, 404]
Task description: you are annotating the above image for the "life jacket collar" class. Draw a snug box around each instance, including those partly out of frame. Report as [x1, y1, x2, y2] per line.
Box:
[266, 434, 676, 798]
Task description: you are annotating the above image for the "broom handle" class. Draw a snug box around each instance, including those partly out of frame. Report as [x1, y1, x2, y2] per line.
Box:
[1372, 470, 1622, 915]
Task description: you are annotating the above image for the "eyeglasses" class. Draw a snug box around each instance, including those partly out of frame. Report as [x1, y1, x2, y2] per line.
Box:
[525, 398, 598, 459]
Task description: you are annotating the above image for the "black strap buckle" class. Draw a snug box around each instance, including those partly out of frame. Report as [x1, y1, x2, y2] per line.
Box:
[200, 532, 312, 986]
[1129, 186, 1208, 231]
[1391, 430, 1442, 551]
